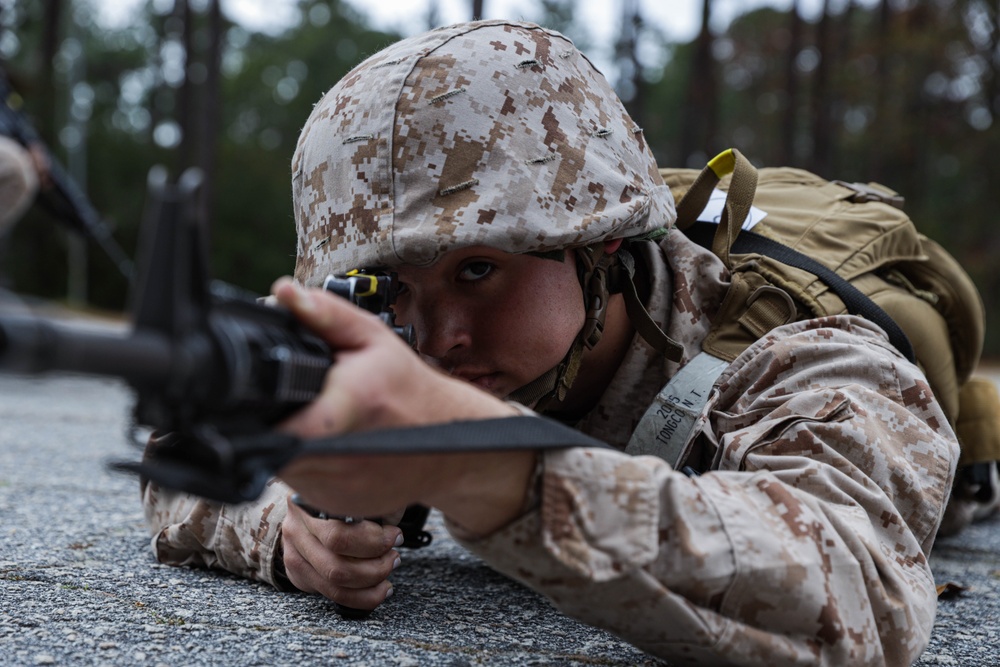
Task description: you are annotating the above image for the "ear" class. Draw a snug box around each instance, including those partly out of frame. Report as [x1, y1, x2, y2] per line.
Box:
[603, 238, 624, 255]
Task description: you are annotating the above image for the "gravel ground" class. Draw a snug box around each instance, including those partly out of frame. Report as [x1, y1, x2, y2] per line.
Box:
[0, 371, 997, 666]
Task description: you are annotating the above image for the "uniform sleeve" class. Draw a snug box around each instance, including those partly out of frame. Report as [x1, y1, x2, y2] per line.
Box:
[139, 434, 293, 591]
[452, 316, 958, 667]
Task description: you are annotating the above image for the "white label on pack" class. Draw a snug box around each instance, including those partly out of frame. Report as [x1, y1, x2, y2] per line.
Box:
[696, 188, 768, 231]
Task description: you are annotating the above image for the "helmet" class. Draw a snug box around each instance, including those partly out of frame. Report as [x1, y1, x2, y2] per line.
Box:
[292, 20, 675, 285]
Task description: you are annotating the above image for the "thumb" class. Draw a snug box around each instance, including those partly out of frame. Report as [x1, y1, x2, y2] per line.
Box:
[271, 276, 385, 351]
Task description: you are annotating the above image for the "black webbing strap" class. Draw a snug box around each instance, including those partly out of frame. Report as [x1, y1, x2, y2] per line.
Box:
[687, 221, 916, 363]
[298, 416, 608, 456]
[118, 416, 608, 505]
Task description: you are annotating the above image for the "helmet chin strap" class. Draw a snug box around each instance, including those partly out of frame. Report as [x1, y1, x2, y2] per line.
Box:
[507, 241, 683, 413]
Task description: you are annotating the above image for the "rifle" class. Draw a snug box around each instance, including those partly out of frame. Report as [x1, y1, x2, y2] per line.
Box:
[0, 166, 604, 547]
[35, 153, 135, 279]
[0, 167, 414, 503]
[1, 70, 133, 279]
[0, 166, 433, 621]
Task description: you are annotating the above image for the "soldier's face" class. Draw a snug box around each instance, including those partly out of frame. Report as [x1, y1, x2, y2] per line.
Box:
[392, 246, 585, 399]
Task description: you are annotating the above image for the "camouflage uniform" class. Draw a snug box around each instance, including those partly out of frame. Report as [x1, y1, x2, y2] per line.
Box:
[455, 233, 955, 666]
[143, 228, 955, 664]
[142, 21, 957, 666]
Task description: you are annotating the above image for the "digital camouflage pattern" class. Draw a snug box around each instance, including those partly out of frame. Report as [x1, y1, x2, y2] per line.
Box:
[291, 20, 674, 284]
[144, 231, 956, 666]
[141, 434, 293, 591]
[454, 231, 955, 666]
[142, 21, 958, 666]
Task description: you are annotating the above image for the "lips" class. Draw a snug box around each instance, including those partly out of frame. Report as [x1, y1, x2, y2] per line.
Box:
[452, 369, 500, 392]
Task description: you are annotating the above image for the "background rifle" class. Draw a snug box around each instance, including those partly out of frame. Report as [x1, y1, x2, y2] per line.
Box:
[0, 166, 413, 506]
[35, 151, 135, 279]
[0, 165, 602, 575]
[0, 70, 133, 279]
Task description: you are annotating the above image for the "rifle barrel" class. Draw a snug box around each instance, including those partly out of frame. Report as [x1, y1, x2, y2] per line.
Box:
[0, 315, 171, 385]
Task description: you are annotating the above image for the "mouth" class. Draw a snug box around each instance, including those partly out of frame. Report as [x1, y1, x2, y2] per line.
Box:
[452, 370, 501, 392]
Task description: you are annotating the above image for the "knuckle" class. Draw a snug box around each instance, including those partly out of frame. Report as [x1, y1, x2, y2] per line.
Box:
[319, 557, 391, 590]
[320, 524, 355, 553]
[320, 520, 386, 556]
[330, 590, 377, 612]
[318, 562, 353, 588]
[282, 545, 306, 574]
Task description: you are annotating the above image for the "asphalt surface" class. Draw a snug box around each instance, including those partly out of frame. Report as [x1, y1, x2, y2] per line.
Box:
[0, 321, 997, 665]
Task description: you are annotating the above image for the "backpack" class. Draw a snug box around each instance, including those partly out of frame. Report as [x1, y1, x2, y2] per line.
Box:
[636, 149, 999, 534]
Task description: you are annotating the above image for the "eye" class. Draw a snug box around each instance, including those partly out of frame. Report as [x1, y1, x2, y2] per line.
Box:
[458, 261, 494, 282]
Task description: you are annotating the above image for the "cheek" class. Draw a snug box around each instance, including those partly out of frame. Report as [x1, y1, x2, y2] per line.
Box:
[540, 290, 585, 351]
[489, 267, 584, 369]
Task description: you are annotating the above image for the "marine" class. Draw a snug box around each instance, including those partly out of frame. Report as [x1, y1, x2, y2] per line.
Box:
[142, 20, 958, 666]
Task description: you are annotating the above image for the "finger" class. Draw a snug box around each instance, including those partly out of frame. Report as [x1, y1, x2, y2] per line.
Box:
[288, 497, 405, 557]
[280, 532, 321, 594]
[270, 279, 400, 436]
[282, 533, 397, 611]
[276, 380, 359, 437]
[271, 277, 389, 351]
[283, 533, 401, 594]
[326, 578, 395, 612]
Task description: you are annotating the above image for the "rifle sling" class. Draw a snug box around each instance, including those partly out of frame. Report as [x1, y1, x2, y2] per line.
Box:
[119, 415, 608, 505]
[297, 415, 608, 456]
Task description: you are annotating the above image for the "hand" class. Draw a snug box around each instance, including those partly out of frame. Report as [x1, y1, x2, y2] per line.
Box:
[27, 143, 51, 190]
[271, 278, 538, 538]
[272, 276, 511, 436]
[280, 496, 404, 610]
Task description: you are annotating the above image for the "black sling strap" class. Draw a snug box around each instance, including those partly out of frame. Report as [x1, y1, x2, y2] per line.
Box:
[118, 416, 608, 505]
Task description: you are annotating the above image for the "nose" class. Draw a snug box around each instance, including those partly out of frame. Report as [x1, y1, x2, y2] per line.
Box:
[406, 300, 472, 363]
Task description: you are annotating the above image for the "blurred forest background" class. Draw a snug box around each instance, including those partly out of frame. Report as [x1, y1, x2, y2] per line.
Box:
[1, 0, 998, 352]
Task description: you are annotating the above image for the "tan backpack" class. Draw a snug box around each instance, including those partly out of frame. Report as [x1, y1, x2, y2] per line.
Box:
[658, 149, 999, 534]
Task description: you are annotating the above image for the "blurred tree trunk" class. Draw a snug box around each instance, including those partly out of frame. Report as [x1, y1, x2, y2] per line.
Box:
[176, 0, 195, 175]
[829, 0, 857, 175]
[426, 0, 441, 30]
[147, 11, 165, 147]
[164, 0, 222, 223]
[809, 0, 834, 175]
[617, 0, 646, 131]
[472, 0, 484, 20]
[779, 0, 803, 165]
[37, 0, 64, 143]
[171, 0, 222, 223]
[897, 2, 934, 198]
[869, 0, 894, 182]
[987, 0, 999, 117]
[679, 0, 716, 166]
[199, 0, 223, 225]
[0, 6, 7, 70]
[836, 1, 856, 66]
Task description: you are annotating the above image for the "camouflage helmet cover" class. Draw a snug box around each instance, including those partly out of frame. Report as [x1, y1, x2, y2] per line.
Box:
[292, 20, 675, 286]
